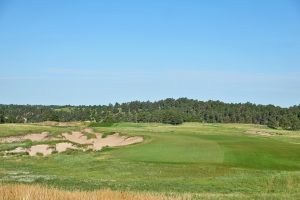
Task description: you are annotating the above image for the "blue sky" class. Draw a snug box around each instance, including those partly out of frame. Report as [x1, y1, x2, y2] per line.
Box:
[0, 0, 299, 107]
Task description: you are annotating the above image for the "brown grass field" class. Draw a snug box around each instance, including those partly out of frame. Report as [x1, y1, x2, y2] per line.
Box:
[0, 184, 184, 200]
[1, 184, 299, 200]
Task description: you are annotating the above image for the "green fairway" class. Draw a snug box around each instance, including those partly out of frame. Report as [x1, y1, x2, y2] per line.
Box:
[1, 122, 300, 198]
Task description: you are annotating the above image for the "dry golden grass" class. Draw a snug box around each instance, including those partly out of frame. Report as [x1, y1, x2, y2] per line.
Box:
[1, 184, 300, 200]
[0, 184, 183, 200]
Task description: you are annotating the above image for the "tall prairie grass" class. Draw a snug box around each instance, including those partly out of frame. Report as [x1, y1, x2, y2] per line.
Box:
[0, 184, 182, 200]
[1, 184, 300, 200]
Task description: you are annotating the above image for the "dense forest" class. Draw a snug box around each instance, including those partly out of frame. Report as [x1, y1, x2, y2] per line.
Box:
[0, 98, 300, 130]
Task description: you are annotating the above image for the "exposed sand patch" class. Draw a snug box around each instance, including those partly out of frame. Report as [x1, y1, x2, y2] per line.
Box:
[62, 132, 143, 150]
[5, 143, 78, 156]
[0, 132, 50, 143]
[0, 136, 23, 143]
[28, 144, 53, 156]
[2, 129, 143, 156]
[6, 147, 27, 154]
[91, 133, 143, 151]
[56, 142, 77, 153]
[122, 136, 144, 146]
[23, 132, 49, 141]
[62, 132, 92, 144]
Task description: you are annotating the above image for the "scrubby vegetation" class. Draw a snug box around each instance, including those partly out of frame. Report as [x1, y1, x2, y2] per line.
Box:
[0, 98, 300, 129]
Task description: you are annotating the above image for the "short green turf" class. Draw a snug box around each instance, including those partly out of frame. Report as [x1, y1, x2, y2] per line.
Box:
[1, 122, 300, 197]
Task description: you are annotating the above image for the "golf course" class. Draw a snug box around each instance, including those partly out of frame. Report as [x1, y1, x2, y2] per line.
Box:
[1, 122, 300, 199]
[1, 0, 300, 199]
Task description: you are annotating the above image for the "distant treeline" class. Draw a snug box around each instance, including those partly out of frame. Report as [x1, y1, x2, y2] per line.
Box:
[0, 98, 300, 130]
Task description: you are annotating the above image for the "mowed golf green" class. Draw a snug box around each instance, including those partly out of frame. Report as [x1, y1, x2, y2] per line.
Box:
[1, 122, 300, 197]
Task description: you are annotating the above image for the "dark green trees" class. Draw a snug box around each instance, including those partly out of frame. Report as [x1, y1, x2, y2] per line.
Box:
[0, 114, 5, 124]
[161, 110, 183, 125]
[267, 117, 279, 129]
[0, 99, 299, 130]
[290, 116, 300, 130]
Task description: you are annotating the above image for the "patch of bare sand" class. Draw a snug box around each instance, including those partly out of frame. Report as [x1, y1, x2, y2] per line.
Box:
[2, 130, 143, 156]
[62, 132, 92, 144]
[0, 132, 50, 143]
[55, 142, 77, 153]
[0, 136, 23, 143]
[5, 147, 27, 154]
[23, 132, 49, 141]
[91, 133, 143, 151]
[28, 144, 53, 156]
[122, 136, 144, 145]
[83, 128, 93, 133]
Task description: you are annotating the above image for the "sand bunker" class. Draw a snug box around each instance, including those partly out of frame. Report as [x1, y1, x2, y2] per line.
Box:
[28, 144, 53, 156]
[2, 129, 143, 157]
[62, 132, 92, 144]
[56, 142, 77, 153]
[121, 136, 144, 146]
[0, 132, 50, 143]
[91, 133, 143, 151]
[6, 143, 76, 156]
[0, 136, 23, 143]
[23, 132, 49, 141]
[62, 132, 143, 151]
[6, 147, 27, 154]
